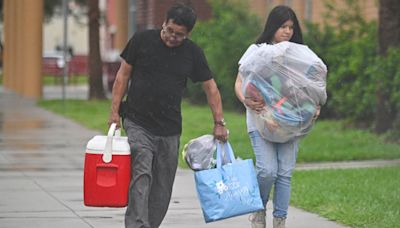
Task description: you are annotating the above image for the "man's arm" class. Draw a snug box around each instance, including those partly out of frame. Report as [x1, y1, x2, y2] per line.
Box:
[108, 60, 132, 129]
[202, 79, 228, 142]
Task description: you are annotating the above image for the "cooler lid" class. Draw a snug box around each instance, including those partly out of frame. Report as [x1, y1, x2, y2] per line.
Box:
[86, 135, 130, 155]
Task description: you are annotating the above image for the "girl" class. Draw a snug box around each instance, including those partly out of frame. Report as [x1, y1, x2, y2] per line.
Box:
[234, 5, 319, 228]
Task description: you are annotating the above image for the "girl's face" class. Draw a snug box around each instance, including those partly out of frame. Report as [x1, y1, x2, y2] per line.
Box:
[273, 20, 294, 43]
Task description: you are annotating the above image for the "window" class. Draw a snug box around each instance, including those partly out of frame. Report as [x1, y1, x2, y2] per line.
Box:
[305, 0, 313, 21]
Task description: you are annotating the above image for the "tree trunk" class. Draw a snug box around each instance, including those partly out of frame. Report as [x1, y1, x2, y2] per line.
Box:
[88, 0, 106, 100]
[375, 0, 400, 133]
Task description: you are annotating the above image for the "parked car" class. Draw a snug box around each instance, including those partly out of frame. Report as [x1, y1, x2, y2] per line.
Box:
[42, 51, 120, 91]
[70, 54, 88, 76]
[42, 51, 68, 77]
[104, 60, 120, 91]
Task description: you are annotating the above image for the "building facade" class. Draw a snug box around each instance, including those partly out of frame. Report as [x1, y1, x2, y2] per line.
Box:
[134, 0, 212, 31]
[248, 0, 378, 27]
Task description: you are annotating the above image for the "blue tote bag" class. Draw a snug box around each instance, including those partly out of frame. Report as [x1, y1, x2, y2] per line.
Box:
[194, 142, 264, 223]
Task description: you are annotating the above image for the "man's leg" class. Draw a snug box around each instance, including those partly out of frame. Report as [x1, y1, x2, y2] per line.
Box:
[148, 134, 180, 228]
[124, 118, 155, 228]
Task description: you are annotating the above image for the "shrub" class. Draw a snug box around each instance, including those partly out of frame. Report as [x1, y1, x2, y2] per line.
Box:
[304, 0, 400, 138]
[369, 48, 400, 140]
[303, 0, 378, 122]
[187, 0, 261, 110]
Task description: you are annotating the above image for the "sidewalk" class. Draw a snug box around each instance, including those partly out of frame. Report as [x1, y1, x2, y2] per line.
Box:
[0, 86, 348, 228]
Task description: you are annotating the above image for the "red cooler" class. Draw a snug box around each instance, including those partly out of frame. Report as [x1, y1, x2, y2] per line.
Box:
[84, 123, 131, 207]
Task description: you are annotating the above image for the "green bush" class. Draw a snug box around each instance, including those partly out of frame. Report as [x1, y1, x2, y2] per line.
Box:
[303, 0, 378, 122]
[369, 48, 400, 140]
[370, 48, 400, 117]
[187, 0, 261, 110]
[303, 0, 400, 137]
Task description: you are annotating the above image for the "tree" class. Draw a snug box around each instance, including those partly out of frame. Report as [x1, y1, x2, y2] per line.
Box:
[375, 0, 400, 133]
[188, 0, 261, 110]
[41, 0, 106, 100]
[87, 0, 106, 99]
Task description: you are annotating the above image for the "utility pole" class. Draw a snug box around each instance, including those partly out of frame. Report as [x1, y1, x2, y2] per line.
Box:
[62, 0, 69, 101]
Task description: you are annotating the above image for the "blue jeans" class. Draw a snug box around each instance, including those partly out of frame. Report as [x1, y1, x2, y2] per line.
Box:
[249, 131, 299, 218]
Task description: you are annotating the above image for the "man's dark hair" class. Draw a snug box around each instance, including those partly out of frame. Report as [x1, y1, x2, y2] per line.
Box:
[166, 3, 197, 32]
[256, 5, 303, 44]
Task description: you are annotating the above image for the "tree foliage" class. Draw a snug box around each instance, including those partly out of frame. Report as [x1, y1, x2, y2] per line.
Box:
[304, 0, 400, 139]
[187, 0, 261, 110]
[43, 0, 86, 22]
[375, 0, 400, 133]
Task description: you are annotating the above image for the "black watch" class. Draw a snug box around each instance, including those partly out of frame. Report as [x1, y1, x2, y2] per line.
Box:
[214, 118, 226, 126]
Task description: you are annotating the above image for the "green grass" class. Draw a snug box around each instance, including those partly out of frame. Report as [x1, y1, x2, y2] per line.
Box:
[291, 166, 400, 228]
[38, 99, 111, 131]
[299, 121, 400, 162]
[43, 75, 88, 85]
[37, 99, 400, 167]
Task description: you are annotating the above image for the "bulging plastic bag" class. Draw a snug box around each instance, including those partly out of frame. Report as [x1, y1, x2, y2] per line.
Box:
[182, 135, 217, 171]
[239, 41, 327, 143]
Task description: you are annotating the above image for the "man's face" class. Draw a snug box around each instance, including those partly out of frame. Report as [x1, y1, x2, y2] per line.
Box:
[160, 20, 189, 48]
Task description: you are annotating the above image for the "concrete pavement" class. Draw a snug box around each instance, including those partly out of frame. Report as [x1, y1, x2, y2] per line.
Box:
[0, 86, 349, 228]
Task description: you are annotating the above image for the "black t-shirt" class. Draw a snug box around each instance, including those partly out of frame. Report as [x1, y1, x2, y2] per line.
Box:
[120, 29, 213, 136]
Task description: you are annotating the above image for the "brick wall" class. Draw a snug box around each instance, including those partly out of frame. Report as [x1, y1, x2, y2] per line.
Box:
[135, 0, 212, 31]
[131, 0, 378, 37]
[248, 0, 378, 27]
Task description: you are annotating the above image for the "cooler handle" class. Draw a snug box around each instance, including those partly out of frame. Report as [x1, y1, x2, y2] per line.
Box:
[115, 128, 121, 137]
[97, 163, 118, 168]
[103, 123, 117, 163]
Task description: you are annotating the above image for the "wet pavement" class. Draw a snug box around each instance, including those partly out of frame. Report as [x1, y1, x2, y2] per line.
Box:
[0, 86, 349, 228]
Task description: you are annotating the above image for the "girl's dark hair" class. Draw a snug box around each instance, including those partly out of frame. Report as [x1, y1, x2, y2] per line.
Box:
[256, 5, 303, 44]
[166, 3, 197, 32]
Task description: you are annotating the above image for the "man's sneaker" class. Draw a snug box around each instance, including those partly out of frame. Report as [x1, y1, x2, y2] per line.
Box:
[273, 217, 286, 228]
[249, 210, 266, 228]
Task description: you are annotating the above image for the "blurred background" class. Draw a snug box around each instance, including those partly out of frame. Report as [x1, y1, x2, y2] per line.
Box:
[1, 2, 399, 227]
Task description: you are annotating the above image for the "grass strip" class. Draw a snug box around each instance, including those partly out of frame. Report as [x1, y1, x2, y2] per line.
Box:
[291, 166, 400, 228]
[37, 99, 400, 166]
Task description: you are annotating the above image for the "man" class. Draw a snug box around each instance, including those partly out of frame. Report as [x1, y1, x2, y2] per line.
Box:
[108, 3, 229, 228]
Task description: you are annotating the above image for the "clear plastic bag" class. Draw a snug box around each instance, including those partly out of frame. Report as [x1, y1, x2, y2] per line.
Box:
[239, 41, 327, 142]
[182, 135, 217, 171]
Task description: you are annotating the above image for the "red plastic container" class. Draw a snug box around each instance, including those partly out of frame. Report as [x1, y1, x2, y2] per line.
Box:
[84, 124, 131, 207]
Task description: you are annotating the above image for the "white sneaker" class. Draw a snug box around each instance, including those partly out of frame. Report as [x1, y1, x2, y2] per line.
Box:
[273, 217, 286, 228]
[249, 210, 266, 228]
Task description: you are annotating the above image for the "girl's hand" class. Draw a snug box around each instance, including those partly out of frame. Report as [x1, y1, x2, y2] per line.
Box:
[265, 119, 279, 132]
[244, 97, 265, 114]
[313, 105, 321, 120]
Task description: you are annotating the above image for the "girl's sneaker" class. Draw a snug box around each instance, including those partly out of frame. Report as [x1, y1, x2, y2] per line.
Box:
[249, 210, 266, 228]
[273, 217, 286, 228]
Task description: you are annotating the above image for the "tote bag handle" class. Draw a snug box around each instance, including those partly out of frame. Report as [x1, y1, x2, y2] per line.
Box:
[216, 141, 236, 168]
